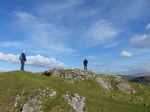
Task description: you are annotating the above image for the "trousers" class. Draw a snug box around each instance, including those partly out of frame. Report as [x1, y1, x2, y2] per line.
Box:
[21, 61, 25, 71]
[84, 64, 87, 70]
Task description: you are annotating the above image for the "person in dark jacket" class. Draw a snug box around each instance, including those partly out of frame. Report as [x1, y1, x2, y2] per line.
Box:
[20, 51, 27, 71]
[83, 58, 88, 70]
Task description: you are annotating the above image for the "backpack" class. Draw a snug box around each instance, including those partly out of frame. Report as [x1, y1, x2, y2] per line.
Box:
[19, 54, 23, 60]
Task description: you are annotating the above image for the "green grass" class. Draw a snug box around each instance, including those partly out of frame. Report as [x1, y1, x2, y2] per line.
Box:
[0, 71, 150, 112]
[139, 82, 150, 85]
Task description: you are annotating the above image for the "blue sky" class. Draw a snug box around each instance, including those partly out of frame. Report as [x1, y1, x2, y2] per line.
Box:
[0, 0, 150, 75]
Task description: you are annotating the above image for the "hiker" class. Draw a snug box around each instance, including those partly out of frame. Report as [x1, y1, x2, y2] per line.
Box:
[20, 51, 27, 71]
[83, 58, 88, 70]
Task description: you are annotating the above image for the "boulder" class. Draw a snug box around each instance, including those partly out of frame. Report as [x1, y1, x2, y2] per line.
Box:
[95, 77, 112, 91]
[116, 82, 136, 94]
[114, 76, 136, 94]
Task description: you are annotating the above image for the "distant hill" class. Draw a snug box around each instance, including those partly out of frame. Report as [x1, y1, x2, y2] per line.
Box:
[130, 73, 150, 77]
[0, 70, 150, 112]
[118, 73, 150, 86]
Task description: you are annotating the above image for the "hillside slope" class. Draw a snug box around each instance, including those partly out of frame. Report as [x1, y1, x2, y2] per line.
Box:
[0, 70, 150, 112]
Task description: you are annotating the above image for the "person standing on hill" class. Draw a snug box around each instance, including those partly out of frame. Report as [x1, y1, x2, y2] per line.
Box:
[83, 58, 88, 70]
[19, 51, 27, 71]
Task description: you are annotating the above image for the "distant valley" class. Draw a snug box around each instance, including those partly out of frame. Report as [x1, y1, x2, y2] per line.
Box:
[119, 73, 150, 86]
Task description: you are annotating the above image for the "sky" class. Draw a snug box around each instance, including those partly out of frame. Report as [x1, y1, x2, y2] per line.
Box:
[0, 0, 150, 75]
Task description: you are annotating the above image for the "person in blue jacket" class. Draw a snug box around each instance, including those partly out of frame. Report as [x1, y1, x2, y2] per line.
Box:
[20, 51, 27, 71]
[83, 58, 88, 70]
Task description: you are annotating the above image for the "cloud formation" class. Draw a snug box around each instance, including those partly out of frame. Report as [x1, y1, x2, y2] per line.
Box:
[130, 23, 150, 48]
[0, 52, 66, 68]
[111, 0, 149, 21]
[86, 19, 119, 47]
[119, 51, 132, 57]
[96, 61, 150, 75]
[0, 68, 10, 72]
[12, 11, 75, 55]
[96, 62, 113, 67]
[130, 34, 150, 48]
[26, 55, 66, 68]
[119, 61, 150, 75]
[146, 23, 150, 30]
[38, 0, 84, 15]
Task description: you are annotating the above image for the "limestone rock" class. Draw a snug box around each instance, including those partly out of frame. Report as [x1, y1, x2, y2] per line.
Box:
[15, 87, 57, 112]
[44, 69, 136, 94]
[114, 77, 136, 94]
[95, 77, 112, 91]
[44, 69, 95, 81]
[116, 82, 136, 94]
[62, 93, 86, 112]
[114, 76, 122, 83]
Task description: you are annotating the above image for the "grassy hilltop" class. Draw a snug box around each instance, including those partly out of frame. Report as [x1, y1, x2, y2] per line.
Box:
[0, 71, 150, 112]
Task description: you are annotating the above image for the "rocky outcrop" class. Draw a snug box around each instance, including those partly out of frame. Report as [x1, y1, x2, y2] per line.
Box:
[116, 82, 136, 94]
[62, 93, 86, 112]
[44, 69, 136, 94]
[114, 76, 136, 94]
[95, 77, 112, 91]
[44, 69, 96, 81]
[13, 87, 57, 112]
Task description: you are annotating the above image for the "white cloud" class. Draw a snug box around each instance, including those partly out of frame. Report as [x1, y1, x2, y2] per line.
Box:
[38, 0, 84, 15]
[95, 61, 150, 75]
[119, 51, 132, 57]
[146, 23, 150, 30]
[14, 11, 36, 22]
[0, 68, 10, 72]
[130, 34, 150, 48]
[0, 52, 19, 63]
[26, 55, 66, 68]
[0, 52, 66, 68]
[109, 0, 150, 22]
[119, 61, 150, 75]
[96, 62, 113, 67]
[86, 19, 119, 47]
[12, 11, 75, 55]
